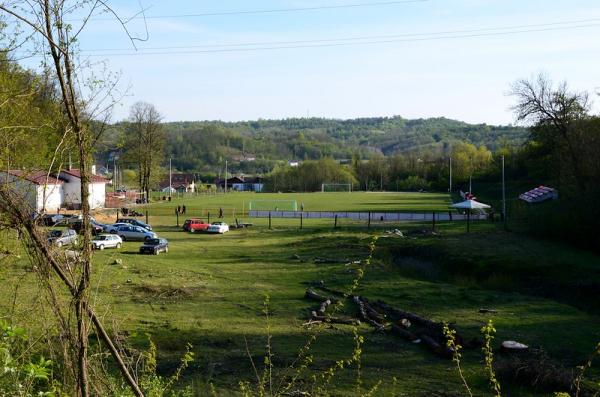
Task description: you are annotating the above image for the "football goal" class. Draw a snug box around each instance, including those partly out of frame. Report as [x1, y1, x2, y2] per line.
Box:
[248, 200, 298, 211]
[321, 183, 352, 192]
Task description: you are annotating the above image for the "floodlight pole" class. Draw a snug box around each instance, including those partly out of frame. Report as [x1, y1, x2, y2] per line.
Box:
[449, 157, 452, 193]
[502, 155, 507, 227]
[469, 156, 473, 193]
[225, 160, 228, 193]
[169, 157, 172, 198]
[113, 158, 116, 193]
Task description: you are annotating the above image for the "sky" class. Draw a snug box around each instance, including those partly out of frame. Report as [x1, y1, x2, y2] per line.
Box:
[23, 0, 600, 124]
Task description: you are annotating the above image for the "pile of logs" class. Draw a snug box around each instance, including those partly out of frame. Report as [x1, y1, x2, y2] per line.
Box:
[303, 284, 464, 358]
[304, 288, 358, 325]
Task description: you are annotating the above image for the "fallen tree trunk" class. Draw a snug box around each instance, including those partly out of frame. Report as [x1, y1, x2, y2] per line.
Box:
[353, 296, 385, 330]
[370, 299, 445, 335]
[305, 288, 338, 303]
[314, 257, 350, 264]
[310, 311, 360, 325]
[391, 324, 419, 342]
[309, 281, 347, 297]
[420, 334, 453, 358]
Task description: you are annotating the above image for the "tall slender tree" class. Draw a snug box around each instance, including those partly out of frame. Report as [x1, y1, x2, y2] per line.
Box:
[126, 102, 165, 201]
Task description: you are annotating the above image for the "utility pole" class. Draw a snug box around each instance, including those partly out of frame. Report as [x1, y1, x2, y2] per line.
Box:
[469, 155, 473, 194]
[169, 157, 172, 198]
[449, 157, 452, 193]
[502, 155, 507, 227]
[113, 158, 116, 193]
[224, 160, 228, 193]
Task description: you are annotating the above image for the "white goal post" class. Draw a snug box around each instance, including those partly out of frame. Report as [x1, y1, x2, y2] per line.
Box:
[321, 183, 352, 193]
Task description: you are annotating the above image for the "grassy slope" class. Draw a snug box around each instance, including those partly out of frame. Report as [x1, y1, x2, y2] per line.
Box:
[1, 192, 599, 395]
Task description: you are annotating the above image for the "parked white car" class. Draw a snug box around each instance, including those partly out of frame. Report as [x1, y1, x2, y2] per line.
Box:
[207, 222, 229, 234]
[92, 234, 123, 250]
[114, 225, 157, 241]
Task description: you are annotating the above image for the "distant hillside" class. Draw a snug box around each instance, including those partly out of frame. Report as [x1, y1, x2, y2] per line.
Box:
[96, 116, 528, 174]
[160, 116, 527, 172]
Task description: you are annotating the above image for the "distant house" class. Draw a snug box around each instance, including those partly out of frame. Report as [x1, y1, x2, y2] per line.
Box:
[1, 168, 108, 211]
[216, 176, 264, 192]
[58, 169, 109, 209]
[159, 173, 197, 193]
[231, 154, 256, 162]
[1, 170, 65, 212]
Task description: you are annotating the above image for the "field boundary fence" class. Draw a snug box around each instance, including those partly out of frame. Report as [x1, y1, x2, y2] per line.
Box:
[248, 210, 487, 222]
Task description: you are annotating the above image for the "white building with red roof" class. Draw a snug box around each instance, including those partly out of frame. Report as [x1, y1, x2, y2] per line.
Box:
[1, 170, 65, 212]
[1, 168, 108, 212]
[58, 169, 108, 209]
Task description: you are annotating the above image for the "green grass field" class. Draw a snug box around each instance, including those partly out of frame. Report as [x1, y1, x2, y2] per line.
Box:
[2, 191, 599, 395]
[146, 191, 453, 213]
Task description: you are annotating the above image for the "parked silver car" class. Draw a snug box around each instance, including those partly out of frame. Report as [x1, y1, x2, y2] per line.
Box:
[113, 225, 157, 241]
[91, 234, 123, 250]
[103, 222, 130, 233]
[47, 229, 78, 247]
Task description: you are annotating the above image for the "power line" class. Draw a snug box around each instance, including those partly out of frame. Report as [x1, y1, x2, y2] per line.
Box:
[81, 22, 600, 57]
[80, 17, 600, 53]
[9, 18, 600, 59]
[97, 0, 431, 21]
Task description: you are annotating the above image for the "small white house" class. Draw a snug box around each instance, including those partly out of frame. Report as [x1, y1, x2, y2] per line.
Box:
[1, 170, 65, 212]
[59, 169, 108, 209]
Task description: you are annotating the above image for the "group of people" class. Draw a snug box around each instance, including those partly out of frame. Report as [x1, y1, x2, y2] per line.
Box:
[175, 205, 187, 215]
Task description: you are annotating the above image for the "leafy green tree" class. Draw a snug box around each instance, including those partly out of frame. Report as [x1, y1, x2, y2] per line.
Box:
[125, 102, 166, 200]
[450, 142, 492, 183]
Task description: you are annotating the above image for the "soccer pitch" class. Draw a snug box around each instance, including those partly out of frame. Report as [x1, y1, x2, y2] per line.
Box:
[147, 191, 453, 213]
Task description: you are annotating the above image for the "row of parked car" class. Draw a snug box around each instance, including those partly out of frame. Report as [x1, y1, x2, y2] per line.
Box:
[182, 219, 230, 234]
[45, 217, 169, 255]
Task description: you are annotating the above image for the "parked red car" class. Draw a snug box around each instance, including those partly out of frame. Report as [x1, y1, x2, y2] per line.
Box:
[183, 218, 210, 233]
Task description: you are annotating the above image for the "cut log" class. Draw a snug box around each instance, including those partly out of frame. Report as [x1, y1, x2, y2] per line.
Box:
[391, 324, 419, 341]
[370, 299, 445, 335]
[420, 334, 453, 358]
[305, 288, 338, 303]
[501, 340, 529, 352]
[314, 257, 350, 264]
[318, 299, 332, 316]
[363, 301, 386, 324]
[310, 311, 359, 325]
[353, 296, 385, 330]
[309, 280, 347, 297]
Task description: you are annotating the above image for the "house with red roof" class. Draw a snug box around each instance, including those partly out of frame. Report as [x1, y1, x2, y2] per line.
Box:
[58, 169, 109, 209]
[1, 168, 109, 212]
[1, 170, 66, 212]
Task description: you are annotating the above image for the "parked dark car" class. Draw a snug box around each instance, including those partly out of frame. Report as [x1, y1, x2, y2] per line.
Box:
[38, 214, 65, 226]
[47, 229, 78, 247]
[71, 220, 105, 235]
[117, 218, 152, 231]
[139, 238, 168, 255]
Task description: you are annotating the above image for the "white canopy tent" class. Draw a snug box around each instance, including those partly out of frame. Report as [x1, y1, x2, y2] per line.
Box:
[451, 199, 491, 210]
[451, 199, 491, 232]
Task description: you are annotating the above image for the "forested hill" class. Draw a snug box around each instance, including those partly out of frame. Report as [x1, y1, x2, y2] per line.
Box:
[157, 116, 527, 172]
